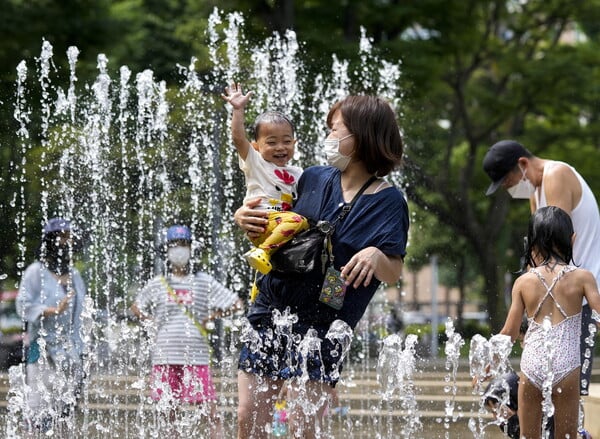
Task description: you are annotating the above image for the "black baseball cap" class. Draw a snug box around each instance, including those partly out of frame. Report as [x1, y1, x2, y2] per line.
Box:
[483, 140, 531, 195]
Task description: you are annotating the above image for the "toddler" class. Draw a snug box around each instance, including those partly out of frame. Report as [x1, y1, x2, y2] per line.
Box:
[222, 83, 308, 277]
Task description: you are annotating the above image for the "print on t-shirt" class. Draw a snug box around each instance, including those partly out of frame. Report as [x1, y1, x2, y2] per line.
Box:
[168, 289, 193, 305]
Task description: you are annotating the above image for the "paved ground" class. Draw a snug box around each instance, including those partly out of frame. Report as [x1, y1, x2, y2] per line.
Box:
[0, 358, 597, 438]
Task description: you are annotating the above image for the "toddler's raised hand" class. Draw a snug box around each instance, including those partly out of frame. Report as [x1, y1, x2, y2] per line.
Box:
[222, 82, 253, 109]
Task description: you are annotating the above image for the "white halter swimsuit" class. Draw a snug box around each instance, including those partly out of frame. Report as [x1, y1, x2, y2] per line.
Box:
[520, 265, 581, 390]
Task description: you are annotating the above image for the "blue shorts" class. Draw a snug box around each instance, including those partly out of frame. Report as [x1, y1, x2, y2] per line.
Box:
[238, 325, 346, 387]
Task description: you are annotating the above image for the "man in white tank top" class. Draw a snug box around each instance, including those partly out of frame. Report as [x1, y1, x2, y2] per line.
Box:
[483, 139, 600, 397]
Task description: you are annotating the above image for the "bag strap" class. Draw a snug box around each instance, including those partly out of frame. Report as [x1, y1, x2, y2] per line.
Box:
[333, 175, 378, 226]
[160, 276, 208, 337]
[325, 175, 378, 264]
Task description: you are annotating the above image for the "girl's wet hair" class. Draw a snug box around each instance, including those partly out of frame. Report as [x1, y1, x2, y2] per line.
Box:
[523, 206, 574, 268]
[327, 95, 403, 176]
[252, 111, 295, 140]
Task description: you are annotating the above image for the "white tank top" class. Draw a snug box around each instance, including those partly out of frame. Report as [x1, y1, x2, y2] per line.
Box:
[535, 161, 600, 288]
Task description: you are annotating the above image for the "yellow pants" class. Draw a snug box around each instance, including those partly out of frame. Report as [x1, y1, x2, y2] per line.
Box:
[250, 211, 309, 255]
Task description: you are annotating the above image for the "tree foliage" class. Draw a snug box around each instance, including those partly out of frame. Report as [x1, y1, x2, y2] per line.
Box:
[396, 0, 600, 327]
[1, 1, 600, 329]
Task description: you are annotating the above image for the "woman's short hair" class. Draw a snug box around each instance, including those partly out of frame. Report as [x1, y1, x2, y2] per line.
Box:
[327, 95, 403, 176]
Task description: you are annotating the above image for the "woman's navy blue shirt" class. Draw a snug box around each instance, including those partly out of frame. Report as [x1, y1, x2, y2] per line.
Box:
[248, 166, 409, 330]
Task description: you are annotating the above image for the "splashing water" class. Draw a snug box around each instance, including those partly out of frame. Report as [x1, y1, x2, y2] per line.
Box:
[5, 365, 27, 436]
[443, 319, 465, 435]
[325, 319, 353, 382]
[376, 333, 421, 438]
[469, 334, 512, 392]
[0, 7, 516, 439]
[540, 317, 555, 438]
[297, 329, 325, 395]
[468, 333, 513, 438]
[582, 314, 598, 392]
[469, 334, 490, 394]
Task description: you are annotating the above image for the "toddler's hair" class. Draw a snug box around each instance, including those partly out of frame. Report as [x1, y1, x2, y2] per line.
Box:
[252, 111, 295, 140]
[523, 206, 574, 268]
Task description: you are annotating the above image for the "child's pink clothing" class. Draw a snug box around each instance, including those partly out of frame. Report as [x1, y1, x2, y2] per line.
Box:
[150, 364, 216, 403]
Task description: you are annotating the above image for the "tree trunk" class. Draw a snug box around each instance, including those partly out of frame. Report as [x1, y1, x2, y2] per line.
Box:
[481, 249, 506, 332]
[274, 0, 295, 32]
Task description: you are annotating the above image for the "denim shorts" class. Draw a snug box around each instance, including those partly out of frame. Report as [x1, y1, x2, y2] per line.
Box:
[238, 325, 347, 387]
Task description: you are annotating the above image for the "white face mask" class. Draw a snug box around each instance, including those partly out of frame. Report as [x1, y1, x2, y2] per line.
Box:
[323, 134, 354, 171]
[167, 246, 191, 267]
[507, 167, 535, 199]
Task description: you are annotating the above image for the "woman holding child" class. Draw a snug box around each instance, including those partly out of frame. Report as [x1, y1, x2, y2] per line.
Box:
[232, 95, 409, 438]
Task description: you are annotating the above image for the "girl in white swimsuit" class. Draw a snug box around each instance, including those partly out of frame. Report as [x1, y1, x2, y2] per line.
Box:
[499, 206, 600, 439]
[521, 265, 580, 391]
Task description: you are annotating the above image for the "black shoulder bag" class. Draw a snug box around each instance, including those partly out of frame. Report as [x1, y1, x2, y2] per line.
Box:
[271, 176, 377, 275]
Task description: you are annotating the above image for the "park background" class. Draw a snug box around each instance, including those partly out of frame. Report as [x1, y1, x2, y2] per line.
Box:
[2, 1, 600, 437]
[1, 0, 600, 352]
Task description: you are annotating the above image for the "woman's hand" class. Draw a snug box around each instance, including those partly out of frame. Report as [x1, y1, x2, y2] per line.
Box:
[340, 247, 381, 289]
[341, 247, 403, 288]
[234, 198, 269, 239]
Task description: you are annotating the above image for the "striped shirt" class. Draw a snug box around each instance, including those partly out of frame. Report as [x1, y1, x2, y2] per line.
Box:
[135, 272, 238, 365]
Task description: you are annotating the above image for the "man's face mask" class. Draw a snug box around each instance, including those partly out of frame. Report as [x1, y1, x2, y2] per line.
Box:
[507, 166, 535, 199]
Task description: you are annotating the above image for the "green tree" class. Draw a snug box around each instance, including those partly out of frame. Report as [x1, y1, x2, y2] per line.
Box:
[405, 204, 484, 330]
[0, 0, 123, 280]
[2, 0, 600, 331]
[395, 0, 600, 328]
[210, 1, 600, 328]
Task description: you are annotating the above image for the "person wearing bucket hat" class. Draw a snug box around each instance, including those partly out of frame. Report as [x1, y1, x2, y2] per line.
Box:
[16, 217, 87, 432]
[130, 224, 243, 437]
[483, 141, 600, 408]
